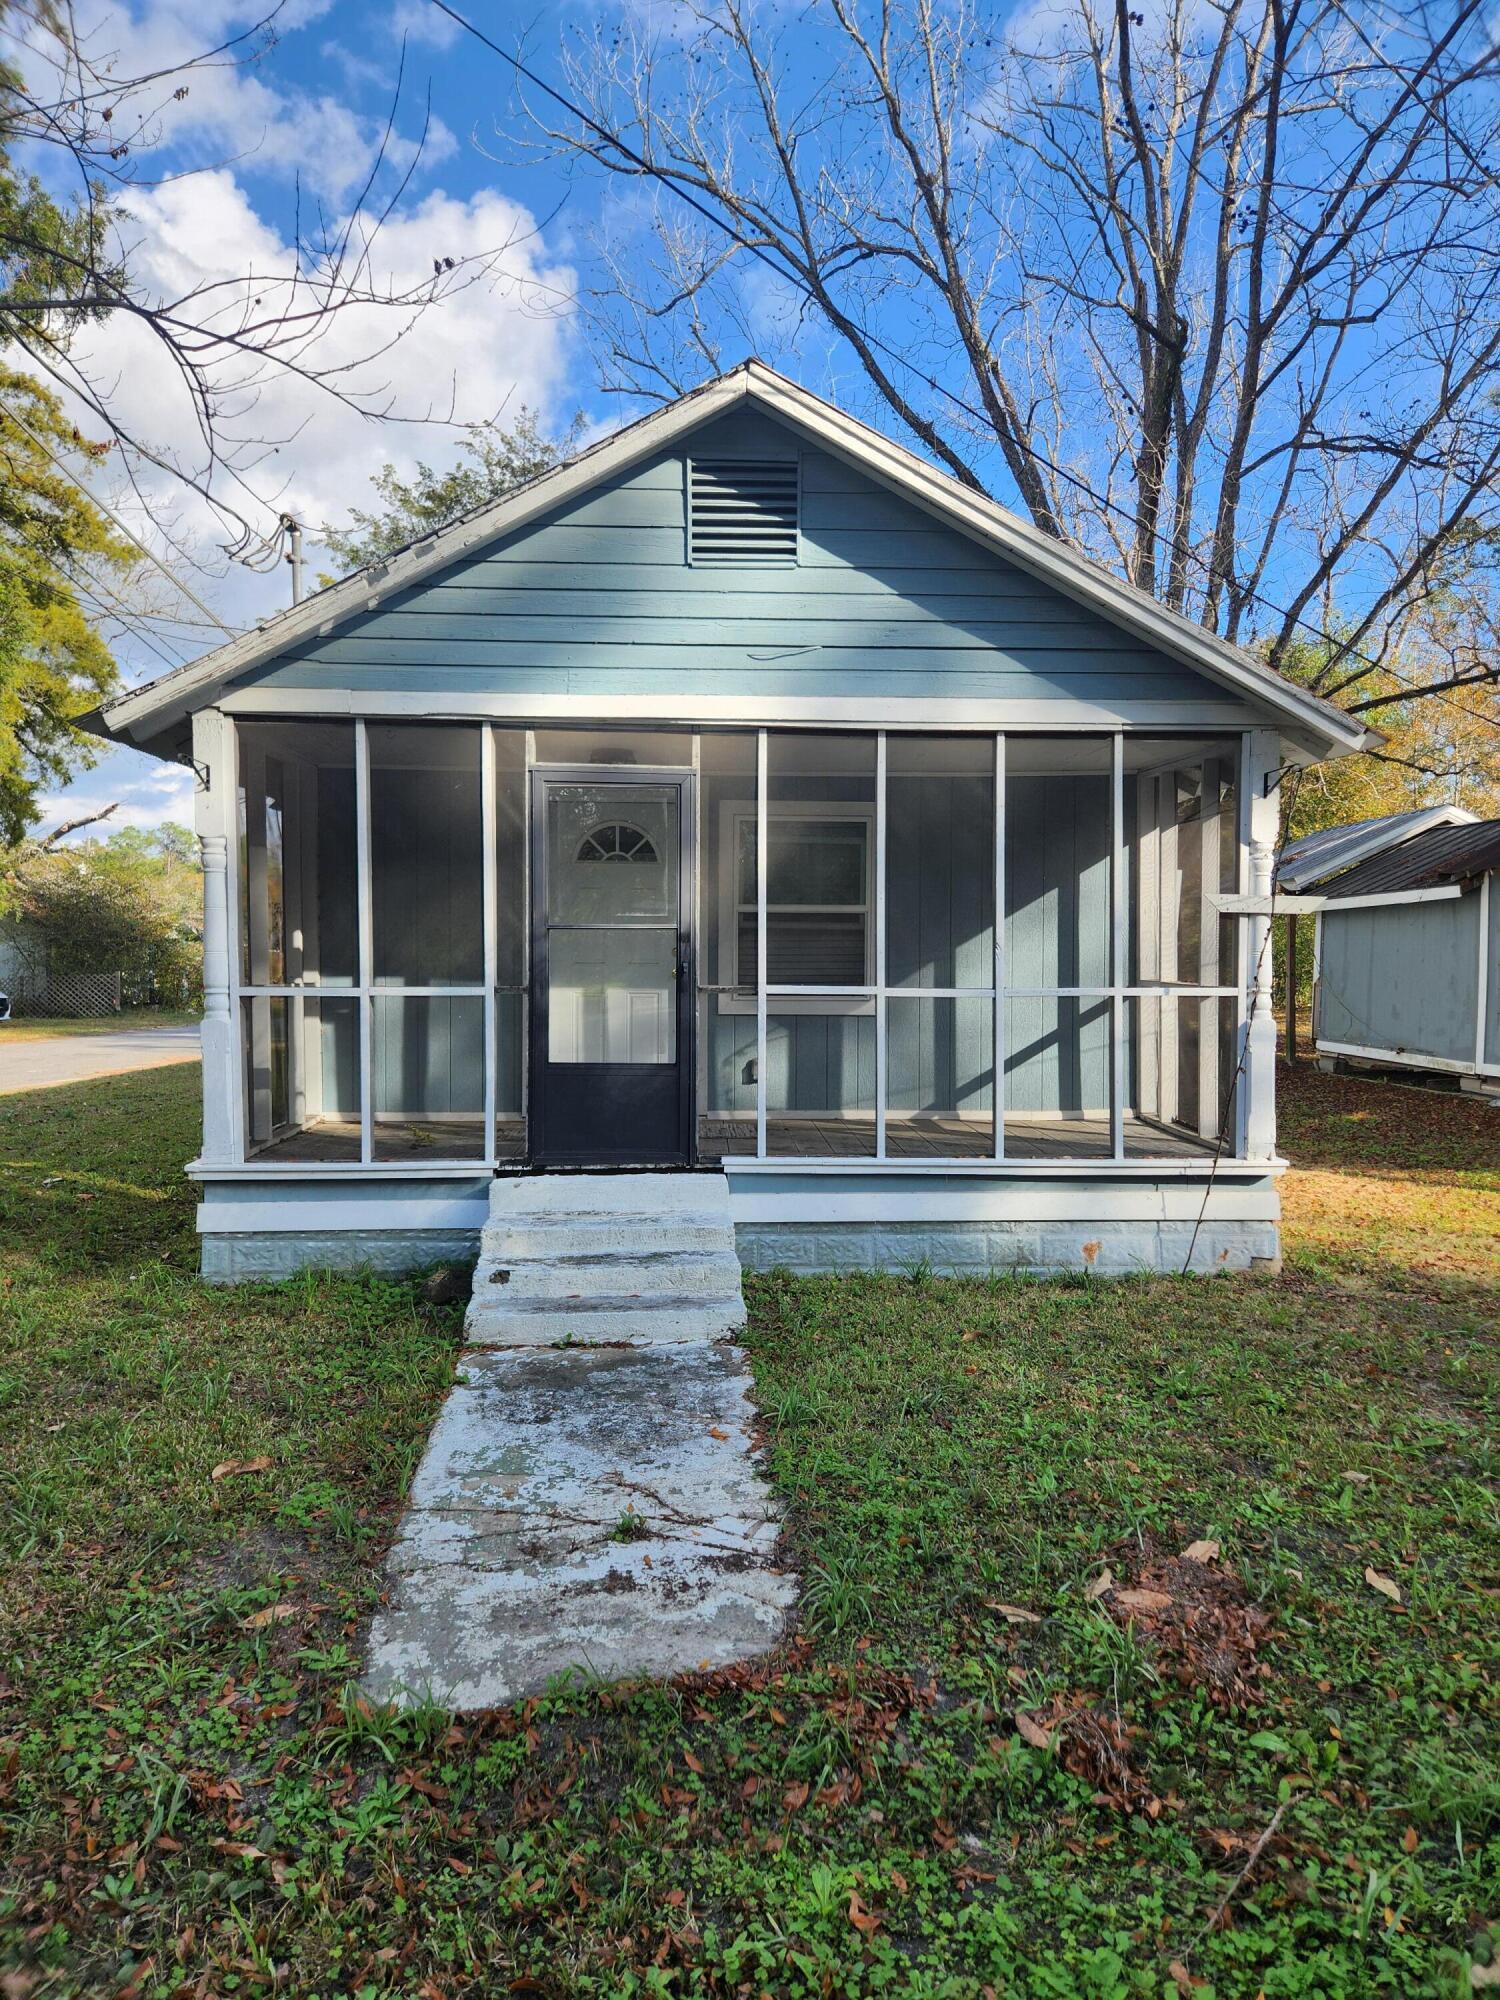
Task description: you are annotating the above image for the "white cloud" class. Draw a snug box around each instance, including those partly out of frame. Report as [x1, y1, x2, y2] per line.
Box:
[54, 0, 444, 204]
[82, 169, 577, 543]
[388, 0, 464, 49]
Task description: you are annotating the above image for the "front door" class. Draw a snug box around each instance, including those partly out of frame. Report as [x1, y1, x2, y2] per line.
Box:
[530, 771, 693, 1165]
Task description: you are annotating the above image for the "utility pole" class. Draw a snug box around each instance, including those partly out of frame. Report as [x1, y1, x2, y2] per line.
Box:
[280, 514, 304, 605]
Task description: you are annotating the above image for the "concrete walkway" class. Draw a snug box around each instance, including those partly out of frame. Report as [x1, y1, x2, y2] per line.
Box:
[0, 1026, 200, 1094]
[365, 1173, 796, 1712]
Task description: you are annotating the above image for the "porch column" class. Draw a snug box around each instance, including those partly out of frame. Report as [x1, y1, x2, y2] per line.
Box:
[193, 707, 238, 1165]
[1244, 729, 1281, 1161]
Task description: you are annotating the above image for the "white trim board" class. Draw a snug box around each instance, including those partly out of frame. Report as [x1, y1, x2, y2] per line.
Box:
[95, 361, 1367, 758]
[1314, 1039, 1481, 1076]
[728, 1181, 1281, 1223]
[1224, 884, 1467, 916]
[197, 1198, 489, 1233]
[725, 1156, 1283, 1179]
[215, 689, 1268, 731]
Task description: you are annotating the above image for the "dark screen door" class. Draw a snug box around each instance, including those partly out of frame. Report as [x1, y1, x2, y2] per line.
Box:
[530, 772, 693, 1165]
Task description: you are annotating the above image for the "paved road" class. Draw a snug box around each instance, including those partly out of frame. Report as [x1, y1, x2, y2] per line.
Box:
[0, 1025, 200, 1094]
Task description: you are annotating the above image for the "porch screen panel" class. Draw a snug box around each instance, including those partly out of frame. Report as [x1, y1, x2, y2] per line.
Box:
[371, 995, 486, 1160]
[885, 738, 994, 988]
[886, 997, 994, 1155]
[493, 727, 526, 1159]
[762, 734, 876, 990]
[361, 724, 486, 1162]
[697, 732, 758, 1159]
[369, 725, 483, 987]
[764, 1011, 878, 1156]
[1124, 737, 1244, 1155]
[235, 722, 362, 1162]
[882, 737, 996, 1157]
[237, 721, 356, 989]
[759, 734, 877, 1156]
[1003, 737, 1115, 1158]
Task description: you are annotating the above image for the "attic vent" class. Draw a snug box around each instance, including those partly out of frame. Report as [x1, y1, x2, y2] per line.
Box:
[688, 458, 799, 564]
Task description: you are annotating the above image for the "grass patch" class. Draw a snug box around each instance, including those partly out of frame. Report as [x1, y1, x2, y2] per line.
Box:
[0, 1009, 200, 1042]
[1, 1061, 1496, 1997]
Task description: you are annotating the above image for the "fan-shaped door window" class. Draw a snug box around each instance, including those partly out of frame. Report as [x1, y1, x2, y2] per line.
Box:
[577, 822, 659, 864]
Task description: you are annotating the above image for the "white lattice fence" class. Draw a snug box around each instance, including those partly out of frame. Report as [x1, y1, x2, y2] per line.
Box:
[7, 972, 122, 1017]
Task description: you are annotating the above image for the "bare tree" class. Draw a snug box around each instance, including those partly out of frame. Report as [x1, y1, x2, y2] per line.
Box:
[531, 0, 1500, 715]
[0, 2, 533, 560]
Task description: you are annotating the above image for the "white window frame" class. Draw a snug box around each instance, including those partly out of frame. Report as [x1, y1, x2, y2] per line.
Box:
[716, 797, 877, 1015]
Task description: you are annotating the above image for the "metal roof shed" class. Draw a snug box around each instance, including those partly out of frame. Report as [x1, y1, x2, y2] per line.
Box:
[1306, 816, 1500, 1091]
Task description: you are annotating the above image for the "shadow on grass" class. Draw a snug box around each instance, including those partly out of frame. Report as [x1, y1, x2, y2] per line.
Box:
[0, 1065, 199, 1271]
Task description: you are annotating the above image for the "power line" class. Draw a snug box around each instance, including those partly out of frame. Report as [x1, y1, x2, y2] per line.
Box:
[0, 402, 237, 637]
[71, 577, 188, 677]
[427, 0, 1500, 735]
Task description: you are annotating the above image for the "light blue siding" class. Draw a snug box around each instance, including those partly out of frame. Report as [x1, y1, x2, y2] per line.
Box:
[1318, 899, 1481, 1064]
[251, 409, 1257, 717]
[1487, 875, 1500, 1068]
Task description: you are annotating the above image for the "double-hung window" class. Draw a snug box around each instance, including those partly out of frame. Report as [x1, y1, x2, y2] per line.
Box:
[720, 803, 875, 1008]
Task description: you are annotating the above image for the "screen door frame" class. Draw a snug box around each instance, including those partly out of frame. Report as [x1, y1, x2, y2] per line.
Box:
[529, 765, 695, 1167]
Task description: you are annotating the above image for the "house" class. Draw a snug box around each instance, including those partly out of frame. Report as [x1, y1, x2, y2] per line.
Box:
[1287, 814, 1499, 1091]
[85, 362, 1369, 1280]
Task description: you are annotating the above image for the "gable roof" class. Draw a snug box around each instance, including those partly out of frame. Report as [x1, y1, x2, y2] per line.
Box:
[90, 360, 1371, 758]
[1315, 816, 1500, 899]
[1277, 805, 1481, 892]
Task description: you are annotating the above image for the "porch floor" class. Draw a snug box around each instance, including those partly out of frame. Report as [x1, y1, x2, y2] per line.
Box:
[249, 1113, 1214, 1163]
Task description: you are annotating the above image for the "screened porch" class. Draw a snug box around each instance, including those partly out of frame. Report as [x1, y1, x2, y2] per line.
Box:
[232, 722, 1247, 1169]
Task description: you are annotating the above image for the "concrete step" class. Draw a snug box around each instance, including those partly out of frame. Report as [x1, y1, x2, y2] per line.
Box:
[490, 1172, 733, 1218]
[478, 1251, 745, 1303]
[468, 1170, 746, 1351]
[481, 1218, 733, 1258]
[466, 1293, 749, 1348]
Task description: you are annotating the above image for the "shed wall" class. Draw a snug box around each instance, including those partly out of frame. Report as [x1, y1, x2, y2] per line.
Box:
[1317, 899, 1480, 1063]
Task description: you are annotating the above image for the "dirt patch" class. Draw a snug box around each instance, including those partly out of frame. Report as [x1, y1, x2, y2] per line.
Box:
[1098, 1533, 1274, 1709]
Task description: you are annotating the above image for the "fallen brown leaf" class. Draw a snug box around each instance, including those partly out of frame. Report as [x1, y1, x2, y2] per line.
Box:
[210, 1838, 265, 1861]
[783, 1779, 810, 1810]
[985, 1602, 1042, 1625]
[1364, 1566, 1402, 1603]
[1181, 1539, 1220, 1564]
[1015, 1711, 1053, 1750]
[239, 1603, 296, 1631]
[210, 1456, 271, 1482]
[1084, 1567, 1113, 1602]
[1113, 1587, 1174, 1615]
[848, 1889, 881, 1938]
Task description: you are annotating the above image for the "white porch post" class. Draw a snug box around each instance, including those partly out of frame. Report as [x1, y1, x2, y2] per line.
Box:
[193, 707, 238, 1164]
[1244, 729, 1282, 1161]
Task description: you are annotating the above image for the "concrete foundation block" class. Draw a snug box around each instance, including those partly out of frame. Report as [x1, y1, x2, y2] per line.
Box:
[201, 1230, 479, 1282]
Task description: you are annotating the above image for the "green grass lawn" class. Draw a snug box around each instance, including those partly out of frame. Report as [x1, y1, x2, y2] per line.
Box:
[1, 1062, 1495, 1998]
[0, 1009, 201, 1042]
